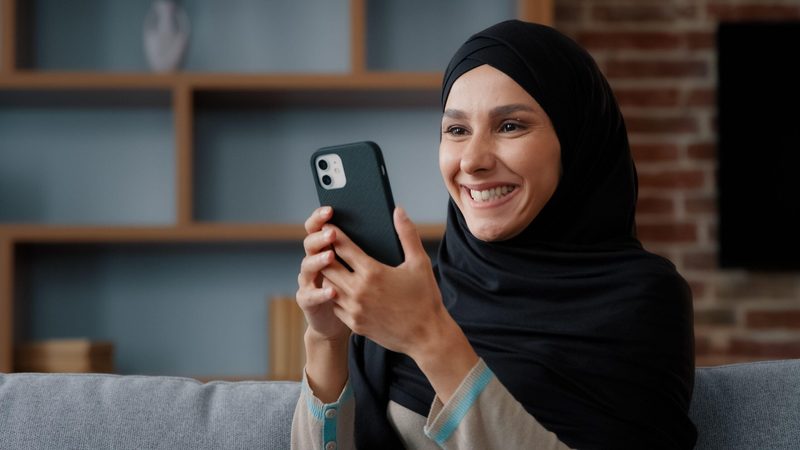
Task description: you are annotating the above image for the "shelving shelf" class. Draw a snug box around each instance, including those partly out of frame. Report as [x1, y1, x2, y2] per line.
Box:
[0, 0, 553, 377]
[0, 71, 444, 90]
[0, 224, 446, 244]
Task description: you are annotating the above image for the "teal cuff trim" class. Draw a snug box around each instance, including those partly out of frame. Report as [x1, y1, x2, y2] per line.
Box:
[431, 364, 494, 446]
[303, 382, 325, 422]
[302, 374, 353, 422]
[302, 376, 353, 449]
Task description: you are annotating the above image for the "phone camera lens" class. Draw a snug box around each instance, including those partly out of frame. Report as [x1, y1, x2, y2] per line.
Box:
[318, 159, 329, 170]
[322, 175, 332, 186]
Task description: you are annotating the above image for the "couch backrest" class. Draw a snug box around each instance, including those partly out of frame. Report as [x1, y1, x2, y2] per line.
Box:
[0, 372, 301, 450]
[690, 359, 800, 450]
[3, 360, 799, 449]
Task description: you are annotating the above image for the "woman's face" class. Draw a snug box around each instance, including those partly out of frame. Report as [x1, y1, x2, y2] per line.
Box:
[440, 64, 562, 242]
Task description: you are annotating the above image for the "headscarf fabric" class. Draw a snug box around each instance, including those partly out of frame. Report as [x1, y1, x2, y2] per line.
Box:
[350, 20, 697, 449]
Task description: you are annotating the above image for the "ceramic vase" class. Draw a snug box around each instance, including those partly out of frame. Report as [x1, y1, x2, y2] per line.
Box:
[143, 0, 190, 72]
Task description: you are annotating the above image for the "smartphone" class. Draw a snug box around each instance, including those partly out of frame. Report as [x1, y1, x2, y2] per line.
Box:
[310, 141, 404, 267]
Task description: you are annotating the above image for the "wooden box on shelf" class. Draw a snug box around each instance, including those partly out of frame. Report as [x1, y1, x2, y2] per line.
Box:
[268, 296, 307, 381]
[15, 338, 115, 373]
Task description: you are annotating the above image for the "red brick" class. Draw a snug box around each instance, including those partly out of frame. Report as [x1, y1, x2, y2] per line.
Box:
[696, 354, 779, 366]
[686, 88, 715, 107]
[708, 3, 800, 21]
[626, 116, 699, 134]
[606, 59, 708, 79]
[717, 274, 799, 302]
[615, 88, 679, 108]
[637, 223, 698, 243]
[746, 310, 800, 330]
[631, 143, 680, 162]
[688, 143, 716, 161]
[576, 31, 683, 50]
[683, 250, 718, 270]
[708, 222, 718, 241]
[688, 279, 707, 298]
[593, 4, 698, 22]
[555, 4, 582, 22]
[685, 194, 717, 215]
[695, 307, 736, 325]
[636, 196, 676, 215]
[638, 169, 706, 189]
[687, 32, 715, 50]
[694, 334, 713, 355]
[729, 338, 800, 358]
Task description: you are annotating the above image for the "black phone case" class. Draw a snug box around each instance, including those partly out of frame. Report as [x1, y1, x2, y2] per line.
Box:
[311, 141, 404, 267]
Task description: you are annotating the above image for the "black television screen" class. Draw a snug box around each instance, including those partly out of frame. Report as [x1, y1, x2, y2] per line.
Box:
[717, 22, 800, 270]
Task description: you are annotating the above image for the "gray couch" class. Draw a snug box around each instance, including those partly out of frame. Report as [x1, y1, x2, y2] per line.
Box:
[1, 359, 799, 449]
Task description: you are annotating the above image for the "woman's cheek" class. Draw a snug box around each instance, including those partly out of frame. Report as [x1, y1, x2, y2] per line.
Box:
[439, 147, 460, 189]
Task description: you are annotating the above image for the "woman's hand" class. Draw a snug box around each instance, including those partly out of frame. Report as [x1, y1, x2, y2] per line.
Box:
[318, 206, 480, 402]
[320, 207, 451, 359]
[296, 206, 351, 342]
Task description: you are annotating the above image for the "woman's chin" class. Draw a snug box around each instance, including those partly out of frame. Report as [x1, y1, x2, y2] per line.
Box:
[467, 220, 514, 242]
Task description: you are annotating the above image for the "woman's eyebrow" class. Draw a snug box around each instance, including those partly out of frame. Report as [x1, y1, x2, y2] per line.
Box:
[443, 104, 537, 120]
[443, 108, 467, 120]
[490, 103, 536, 117]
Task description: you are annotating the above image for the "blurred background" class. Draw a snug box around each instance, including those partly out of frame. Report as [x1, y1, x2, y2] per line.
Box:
[1, 0, 798, 380]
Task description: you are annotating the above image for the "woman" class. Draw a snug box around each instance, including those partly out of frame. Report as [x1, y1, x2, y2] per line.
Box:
[293, 20, 697, 449]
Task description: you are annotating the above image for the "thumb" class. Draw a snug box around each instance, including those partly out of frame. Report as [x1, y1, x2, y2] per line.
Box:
[393, 206, 425, 264]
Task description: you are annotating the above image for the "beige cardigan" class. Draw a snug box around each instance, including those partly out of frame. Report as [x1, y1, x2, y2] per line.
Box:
[291, 358, 572, 449]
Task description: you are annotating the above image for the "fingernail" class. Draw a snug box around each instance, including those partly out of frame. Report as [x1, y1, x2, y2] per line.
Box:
[324, 229, 334, 240]
[319, 206, 331, 216]
[397, 206, 408, 221]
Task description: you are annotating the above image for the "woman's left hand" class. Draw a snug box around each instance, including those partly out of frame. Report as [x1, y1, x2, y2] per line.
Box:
[319, 207, 449, 359]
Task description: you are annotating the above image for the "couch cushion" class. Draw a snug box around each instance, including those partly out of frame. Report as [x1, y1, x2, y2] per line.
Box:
[0, 372, 300, 450]
[690, 359, 800, 450]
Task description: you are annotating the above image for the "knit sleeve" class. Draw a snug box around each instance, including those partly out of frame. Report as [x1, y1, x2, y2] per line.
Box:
[291, 369, 355, 450]
[423, 358, 574, 449]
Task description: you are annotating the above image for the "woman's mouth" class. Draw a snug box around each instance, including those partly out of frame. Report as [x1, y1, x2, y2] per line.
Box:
[469, 185, 516, 202]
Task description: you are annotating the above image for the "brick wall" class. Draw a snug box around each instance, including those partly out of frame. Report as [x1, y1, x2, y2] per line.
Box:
[555, 0, 800, 366]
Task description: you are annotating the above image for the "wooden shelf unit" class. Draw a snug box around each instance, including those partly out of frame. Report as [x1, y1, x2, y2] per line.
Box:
[0, 0, 553, 375]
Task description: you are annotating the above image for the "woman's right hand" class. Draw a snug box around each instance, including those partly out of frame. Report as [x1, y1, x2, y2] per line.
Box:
[296, 206, 351, 342]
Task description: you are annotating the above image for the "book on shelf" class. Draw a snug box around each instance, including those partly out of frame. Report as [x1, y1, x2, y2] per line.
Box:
[15, 338, 115, 373]
[268, 296, 307, 381]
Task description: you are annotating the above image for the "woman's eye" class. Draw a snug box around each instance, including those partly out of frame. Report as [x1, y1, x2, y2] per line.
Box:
[445, 126, 468, 136]
[500, 122, 521, 132]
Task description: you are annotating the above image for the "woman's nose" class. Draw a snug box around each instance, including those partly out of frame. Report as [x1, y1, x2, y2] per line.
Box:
[460, 133, 497, 174]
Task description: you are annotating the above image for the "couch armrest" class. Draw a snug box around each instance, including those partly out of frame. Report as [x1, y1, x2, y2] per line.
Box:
[690, 359, 800, 450]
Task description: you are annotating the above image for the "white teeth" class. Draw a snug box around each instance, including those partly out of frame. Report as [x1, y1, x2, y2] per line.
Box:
[469, 186, 515, 203]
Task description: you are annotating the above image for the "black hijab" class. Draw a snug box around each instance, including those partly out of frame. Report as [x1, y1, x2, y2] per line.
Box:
[349, 20, 697, 449]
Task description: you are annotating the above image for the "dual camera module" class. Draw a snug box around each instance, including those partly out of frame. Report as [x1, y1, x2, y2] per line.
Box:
[314, 154, 347, 189]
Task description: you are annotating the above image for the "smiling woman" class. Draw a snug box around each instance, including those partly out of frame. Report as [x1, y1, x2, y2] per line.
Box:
[439, 65, 562, 242]
[293, 20, 697, 450]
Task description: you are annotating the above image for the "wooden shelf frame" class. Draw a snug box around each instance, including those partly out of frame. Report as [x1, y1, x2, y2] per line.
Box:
[0, 224, 445, 244]
[0, 71, 445, 90]
[0, 0, 15, 73]
[0, 239, 13, 372]
[0, 0, 551, 375]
